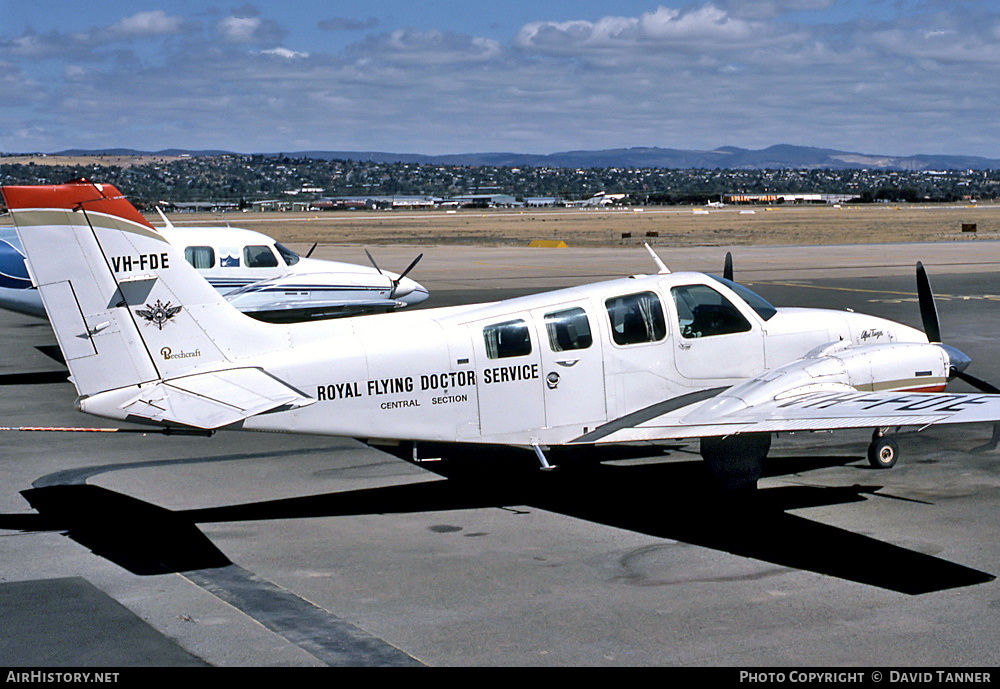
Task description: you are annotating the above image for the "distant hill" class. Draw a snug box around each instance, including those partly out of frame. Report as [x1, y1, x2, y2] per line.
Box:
[39, 144, 1000, 170]
[53, 148, 234, 158]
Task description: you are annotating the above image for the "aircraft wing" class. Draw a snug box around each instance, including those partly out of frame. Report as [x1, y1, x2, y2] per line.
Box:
[233, 297, 405, 323]
[111, 367, 315, 430]
[573, 385, 1000, 444]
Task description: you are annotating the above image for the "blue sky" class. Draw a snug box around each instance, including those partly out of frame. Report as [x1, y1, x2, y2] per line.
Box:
[3, 1, 1000, 157]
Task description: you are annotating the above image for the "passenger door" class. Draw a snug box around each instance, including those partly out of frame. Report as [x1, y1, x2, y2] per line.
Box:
[471, 315, 545, 439]
[601, 290, 676, 418]
[531, 304, 607, 431]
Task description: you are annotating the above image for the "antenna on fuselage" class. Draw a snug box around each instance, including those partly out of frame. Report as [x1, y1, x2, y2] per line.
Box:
[644, 243, 670, 274]
[155, 207, 174, 229]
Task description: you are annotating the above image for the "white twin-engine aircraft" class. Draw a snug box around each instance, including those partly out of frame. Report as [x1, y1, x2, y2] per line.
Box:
[153, 211, 428, 322]
[0, 193, 427, 322]
[5, 181, 1000, 490]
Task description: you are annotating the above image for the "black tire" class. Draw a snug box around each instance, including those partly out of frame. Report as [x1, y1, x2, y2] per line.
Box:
[868, 435, 899, 469]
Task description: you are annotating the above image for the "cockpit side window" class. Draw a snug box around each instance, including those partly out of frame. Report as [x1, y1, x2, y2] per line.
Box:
[274, 242, 300, 266]
[243, 245, 279, 268]
[671, 284, 752, 339]
[605, 292, 666, 345]
[484, 319, 532, 359]
[707, 275, 777, 321]
[544, 307, 593, 352]
[183, 246, 215, 270]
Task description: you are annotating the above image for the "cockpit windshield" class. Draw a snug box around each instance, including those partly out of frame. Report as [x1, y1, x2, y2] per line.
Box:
[708, 275, 777, 321]
[274, 243, 300, 266]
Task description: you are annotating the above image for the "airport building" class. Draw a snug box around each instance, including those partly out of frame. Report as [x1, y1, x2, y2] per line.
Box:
[725, 193, 861, 204]
[312, 195, 440, 210]
[163, 200, 241, 212]
[524, 196, 562, 207]
[312, 194, 517, 210]
[449, 194, 518, 208]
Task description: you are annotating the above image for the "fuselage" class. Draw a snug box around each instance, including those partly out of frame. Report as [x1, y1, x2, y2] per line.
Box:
[89, 270, 928, 445]
[0, 225, 427, 319]
[156, 225, 426, 304]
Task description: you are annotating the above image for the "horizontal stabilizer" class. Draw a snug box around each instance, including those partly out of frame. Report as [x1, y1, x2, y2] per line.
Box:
[103, 367, 314, 429]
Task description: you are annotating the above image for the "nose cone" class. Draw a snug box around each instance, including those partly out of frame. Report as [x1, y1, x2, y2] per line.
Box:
[939, 343, 972, 375]
[393, 276, 430, 306]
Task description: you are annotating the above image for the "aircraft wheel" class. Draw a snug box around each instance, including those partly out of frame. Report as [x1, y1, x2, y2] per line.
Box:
[867, 435, 899, 469]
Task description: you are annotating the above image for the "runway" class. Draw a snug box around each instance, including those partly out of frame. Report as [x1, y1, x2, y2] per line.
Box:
[1, 242, 1000, 667]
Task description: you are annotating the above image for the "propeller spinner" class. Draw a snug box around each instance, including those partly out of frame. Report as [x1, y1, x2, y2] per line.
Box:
[365, 249, 424, 299]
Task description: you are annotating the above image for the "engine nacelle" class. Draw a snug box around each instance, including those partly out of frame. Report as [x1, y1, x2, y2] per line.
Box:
[685, 340, 950, 423]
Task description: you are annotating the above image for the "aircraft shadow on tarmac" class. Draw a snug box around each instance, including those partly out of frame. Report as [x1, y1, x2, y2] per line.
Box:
[0, 447, 994, 595]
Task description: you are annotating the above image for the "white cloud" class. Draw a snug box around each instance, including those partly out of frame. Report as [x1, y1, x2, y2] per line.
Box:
[0, 10, 189, 60]
[217, 13, 285, 45]
[639, 5, 757, 42]
[349, 29, 503, 64]
[259, 47, 309, 59]
[515, 4, 781, 54]
[106, 10, 185, 39]
[218, 16, 262, 43]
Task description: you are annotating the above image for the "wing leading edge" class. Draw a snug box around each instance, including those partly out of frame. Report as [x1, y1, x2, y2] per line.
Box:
[574, 385, 1000, 445]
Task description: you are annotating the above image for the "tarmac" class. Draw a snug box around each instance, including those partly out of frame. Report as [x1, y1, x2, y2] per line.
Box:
[1, 241, 1000, 667]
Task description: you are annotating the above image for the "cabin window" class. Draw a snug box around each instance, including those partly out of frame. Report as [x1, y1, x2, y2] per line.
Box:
[544, 307, 593, 352]
[484, 319, 532, 359]
[605, 292, 666, 345]
[671, 284, 752, 339]
[243, 245, 279, 268]
[274, 242, 300, 266]
[183, 246, 215, 270]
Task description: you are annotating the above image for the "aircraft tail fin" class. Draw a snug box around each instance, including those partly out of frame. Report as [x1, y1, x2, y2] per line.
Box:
[1, 180, 286, 407]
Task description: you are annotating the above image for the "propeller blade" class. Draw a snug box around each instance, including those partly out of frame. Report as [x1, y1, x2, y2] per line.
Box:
[723, 252, 734, 282]
[397, 253, 423, 282]
[954, 370, 1000, 394]
[364, 249, 383, 275]
[390, 253, 423, 298]
[915, 261, 941, 343]
[913, 262, 1000, 396]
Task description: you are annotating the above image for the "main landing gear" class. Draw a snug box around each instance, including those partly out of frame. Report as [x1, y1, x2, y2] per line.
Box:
[867, 428, 899, 469]
[532, 444, 557, 471]
[698, 428, 900, 491]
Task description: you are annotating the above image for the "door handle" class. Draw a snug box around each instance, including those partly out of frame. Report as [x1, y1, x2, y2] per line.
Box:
[555, 359, 579, 367]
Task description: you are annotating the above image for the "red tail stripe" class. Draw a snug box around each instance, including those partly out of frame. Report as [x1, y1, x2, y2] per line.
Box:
[1, 181, 153, 230]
